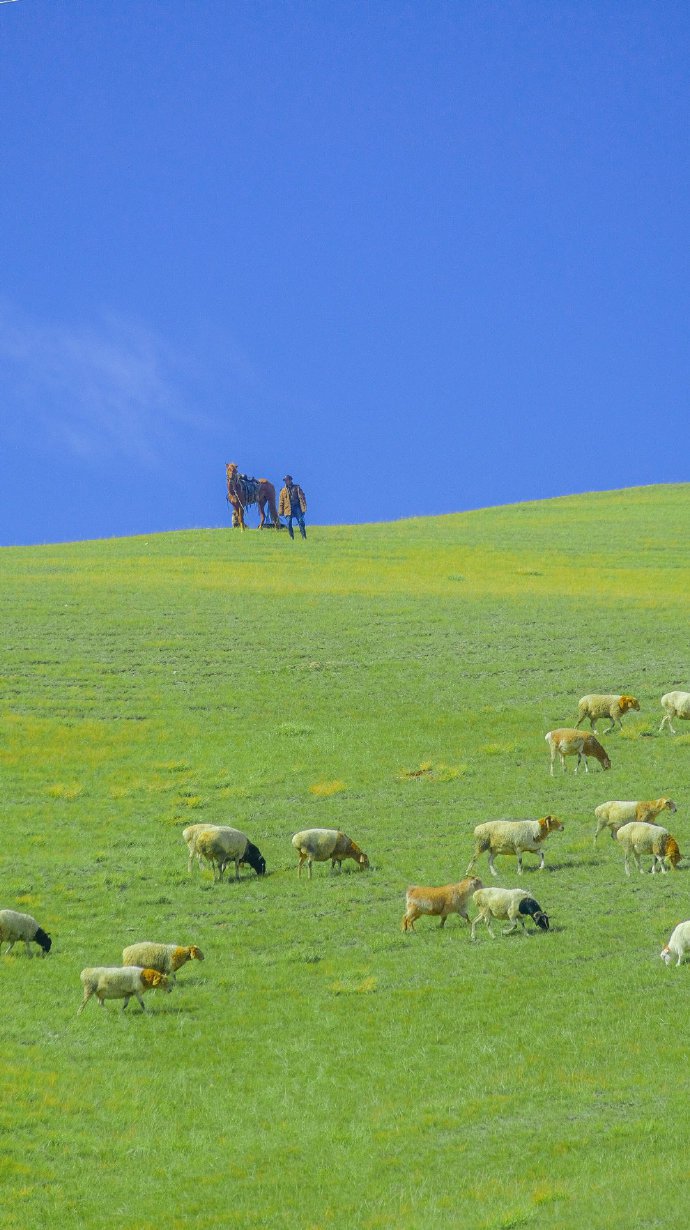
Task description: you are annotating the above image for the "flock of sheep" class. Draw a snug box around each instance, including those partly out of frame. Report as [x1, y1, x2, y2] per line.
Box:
[2, 688, 690, 1008]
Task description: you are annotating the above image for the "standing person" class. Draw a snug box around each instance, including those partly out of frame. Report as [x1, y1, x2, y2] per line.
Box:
[279, 475, 307, 539]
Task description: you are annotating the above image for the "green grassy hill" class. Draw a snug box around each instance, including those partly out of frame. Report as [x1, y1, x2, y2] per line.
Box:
[1, 483, 689, 1229]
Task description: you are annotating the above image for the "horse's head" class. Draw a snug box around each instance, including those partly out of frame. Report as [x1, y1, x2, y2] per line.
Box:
[226, 462, 238, 479]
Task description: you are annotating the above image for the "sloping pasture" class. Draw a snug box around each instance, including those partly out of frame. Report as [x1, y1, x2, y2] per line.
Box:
[1, 483, 688, 1228]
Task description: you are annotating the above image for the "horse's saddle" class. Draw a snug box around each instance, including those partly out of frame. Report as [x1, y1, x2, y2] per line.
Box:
[238, 474, 260, 505]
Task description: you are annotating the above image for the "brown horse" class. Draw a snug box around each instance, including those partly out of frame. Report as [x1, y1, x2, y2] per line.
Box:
[225, 463, 280, 530]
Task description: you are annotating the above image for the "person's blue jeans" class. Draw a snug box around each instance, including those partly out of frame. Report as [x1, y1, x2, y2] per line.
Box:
[287, 510, 306, 539]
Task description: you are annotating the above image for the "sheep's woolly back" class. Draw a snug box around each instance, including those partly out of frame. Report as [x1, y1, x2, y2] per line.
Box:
[292, 829, 340, 860]
[472, 887, 529, 916]
[0, 909, 40, 942]
[122, 942, 203, 974]
[616, 822, 669, 851]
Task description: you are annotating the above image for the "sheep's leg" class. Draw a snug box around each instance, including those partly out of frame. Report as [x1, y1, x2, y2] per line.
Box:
[516, 853, 523, 875]
[502, 919, 518, 935]
[122, 995, 131, 1011]
[624, 852, 631, 876]
[308, 858, 313, 881]
[538, 850, 545, 870]
[135, 994, 147, 1011]
[559, 753, 566, 774]
[25, 940, 33, 957]
[5, 940, 15, 954]
[439, 915, 447, 928]
[235, 858, 241, 882]
[465, 853, 477, 873]
[488, 852, 499, 877]
[471, 912, 489, 941]
[77, 990, 93, 1015]
[297, 855, 305, 878]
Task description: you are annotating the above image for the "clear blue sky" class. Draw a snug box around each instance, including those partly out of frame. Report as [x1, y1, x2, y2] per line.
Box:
[1, 2, 688, 545]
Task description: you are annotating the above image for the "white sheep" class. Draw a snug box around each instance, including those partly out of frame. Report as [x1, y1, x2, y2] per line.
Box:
[659, 691, 690, 734]
[470, 887, 550, 941]
[193, 826, 266, 881]
[593, 798, 677, 844]
[401, 877, 483, 931]
[291, 829, 370, 879]
[465, 816, 564, 876]
[183, 823, 215, 872]
[77, 966, 171, 1014]
[576, 693, 640, 733]
[122, 942, 205, 982]
[183, 825, 266, 879]
[0, 909, 52, 956]
[661, 922, 690, 967]
[615, 822, 682, 875]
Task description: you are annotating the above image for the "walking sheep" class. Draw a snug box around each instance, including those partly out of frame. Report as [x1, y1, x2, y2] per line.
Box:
[576, 693, 640, 733]
[470, 887, 550, 941]
[77, 966, 171, 1014]
[465, 817, 564, 877]
[659, 691, 690, 734]
[122, 943, 204, 982]
[0, 910, 52, 957]
[593, 798, 677, 844]
[546, 729, 611, 775]
[615, 822, 682, 875]
[401, 877, 483, 932]
[661, 922, 690, 966]
[291, 829, 369, 879]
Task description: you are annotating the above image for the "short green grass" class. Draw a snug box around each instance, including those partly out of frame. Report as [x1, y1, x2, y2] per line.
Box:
[1, 483, 689, 1228]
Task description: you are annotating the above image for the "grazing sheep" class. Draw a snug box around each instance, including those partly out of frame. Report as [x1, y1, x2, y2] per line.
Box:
[659, 691, 690, 734]
[661, 922, 690, 967]
[77, 966, 171, 1014]
[291, 829, 369, 879]
[190, 826, 266, 880]
[576, 693, 640, 733]
[0, 909, 52, 957]
[593, 798, 677, 844]
[546, 729, 611, 775]
[122, 943, 204, 982]
[401, 877, 483, 932]
[470, 887, 550, 941]
[615, 822, 682, 875]
[465, 816, 564, 877]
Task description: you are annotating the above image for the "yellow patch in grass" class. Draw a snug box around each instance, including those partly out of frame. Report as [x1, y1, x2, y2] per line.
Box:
[46, 783, 83, 800]
[309, 779, 347, 798]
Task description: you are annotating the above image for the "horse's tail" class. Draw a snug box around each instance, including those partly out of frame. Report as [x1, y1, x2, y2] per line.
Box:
[265, 482, 280, 527]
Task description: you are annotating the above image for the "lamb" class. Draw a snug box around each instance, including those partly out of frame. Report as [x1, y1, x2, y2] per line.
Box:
[0, 909, 52, 957]
[661, 922, 690, 967]
[545, 729, 611, 775]
[615, 822, 682, 875]
[77, 966, 171, 1014]
[188, 826, 266, 880]
[593, 798, 677, 844]
[291, 828, 370, 879]
[470, 887, 550, 941]
[401, 876, 483, 932]
[122, 942, 204, 982]
[659, 691, 690, 734]
[465, 816, 564, 877]
[576, 693, 640, 733]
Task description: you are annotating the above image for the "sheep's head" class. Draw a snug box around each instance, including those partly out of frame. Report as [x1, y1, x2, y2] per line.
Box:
[662, 799, 677, 813]
[357, 851, 370, 870]
[34, 927, 52, 954]
[189, 946, 205, 962]
[661, 946, 674, 965]
[621, 695, 640, 713]
[518, 897, 550, 931]
[666, 838, 682, 869]
[142, 969, 172, 993]
[540, 815, 564, 833]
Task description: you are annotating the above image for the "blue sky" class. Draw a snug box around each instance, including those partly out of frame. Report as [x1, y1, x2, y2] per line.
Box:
[1, 2, 688, 545]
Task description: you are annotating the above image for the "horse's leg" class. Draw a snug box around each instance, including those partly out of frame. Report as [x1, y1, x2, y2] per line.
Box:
[258, 498, 266, 528]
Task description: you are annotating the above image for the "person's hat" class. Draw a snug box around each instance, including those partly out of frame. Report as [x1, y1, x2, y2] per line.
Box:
[283, 474, 293, 482]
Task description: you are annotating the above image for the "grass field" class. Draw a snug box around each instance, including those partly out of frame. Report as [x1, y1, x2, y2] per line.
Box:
[1, 483, 689, 1229]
